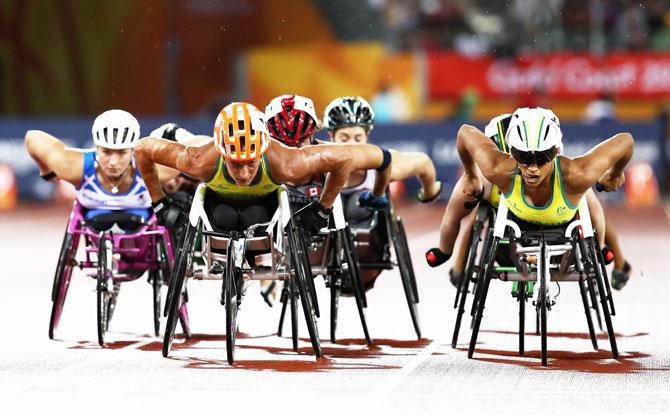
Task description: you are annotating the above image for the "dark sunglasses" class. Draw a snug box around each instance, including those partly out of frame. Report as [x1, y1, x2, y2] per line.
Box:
[510, 147, 558, 167]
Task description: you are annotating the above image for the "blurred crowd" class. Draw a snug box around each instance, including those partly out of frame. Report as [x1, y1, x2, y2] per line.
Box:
[369, 0, 670, 54]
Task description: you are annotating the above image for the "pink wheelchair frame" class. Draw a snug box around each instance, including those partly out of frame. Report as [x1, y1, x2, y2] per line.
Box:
[48, 200, 189, 346]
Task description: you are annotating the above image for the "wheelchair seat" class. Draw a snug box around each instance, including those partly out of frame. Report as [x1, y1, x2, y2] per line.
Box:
[84, 211, 146, 232]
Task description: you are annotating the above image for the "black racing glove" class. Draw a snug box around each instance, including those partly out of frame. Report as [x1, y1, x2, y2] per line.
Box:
[152, 195, 189, 228]
[295, 202, 332, 236]
[425, 247, 451, 268]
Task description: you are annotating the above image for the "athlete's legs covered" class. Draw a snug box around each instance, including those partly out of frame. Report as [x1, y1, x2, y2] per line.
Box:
[343, 190, 374, 225]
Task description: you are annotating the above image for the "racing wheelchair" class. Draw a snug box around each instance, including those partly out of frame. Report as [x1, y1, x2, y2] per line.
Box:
[463, 196, 618, 366]
[450, 196, 616, 351]
[162, 184, 321, 364]
[277, 194, 421, 345]
[48, 200, 188, 346]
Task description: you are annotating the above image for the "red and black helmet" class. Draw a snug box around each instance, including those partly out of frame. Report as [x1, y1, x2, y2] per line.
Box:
[265, 94, 318, 146]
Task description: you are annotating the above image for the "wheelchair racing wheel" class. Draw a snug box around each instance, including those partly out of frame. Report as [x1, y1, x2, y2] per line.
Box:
[288, 220, 322, 357]
[224, 240, 243, 364]
[49, 229, 77, 339]
[389, 214, 421, 339]
[96, 233, 111, 346]
[162, 220, 198, 357]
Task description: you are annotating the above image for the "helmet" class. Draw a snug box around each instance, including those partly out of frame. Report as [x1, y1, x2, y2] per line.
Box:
[484, 113, 512, 152]
[323, 96, 375, 132]
[265, 94, 318, 145]
[506, 107, 562, 166]
[213, 102, 270, 161]
[149, 123, 194, 143]
[92, 109, 141, 149]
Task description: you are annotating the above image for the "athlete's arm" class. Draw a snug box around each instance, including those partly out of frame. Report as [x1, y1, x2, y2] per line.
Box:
[271, 141, 386, 208]
[456, 124, 516, 191]
[563, 133, 634, 194]
[24, 130, 84, 186]
[135, 135, 215, 201]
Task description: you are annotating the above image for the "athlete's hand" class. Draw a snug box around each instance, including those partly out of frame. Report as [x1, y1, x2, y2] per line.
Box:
[598, 169, 625, 192]
[152, 195, 189, 228]
[462, 174, 483, 200]
[295, 202, 332, 235]
[357, 191, 390, 211]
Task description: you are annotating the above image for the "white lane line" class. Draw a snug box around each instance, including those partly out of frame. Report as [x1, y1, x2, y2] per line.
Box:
[373, 229, 447, 396]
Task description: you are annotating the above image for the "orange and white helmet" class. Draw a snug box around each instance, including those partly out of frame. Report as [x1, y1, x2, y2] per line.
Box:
[214, 102, 270, 161]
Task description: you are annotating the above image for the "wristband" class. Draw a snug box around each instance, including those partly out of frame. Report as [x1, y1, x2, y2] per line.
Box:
[40, 171, 57, 181]
[376, 148, 392, 172]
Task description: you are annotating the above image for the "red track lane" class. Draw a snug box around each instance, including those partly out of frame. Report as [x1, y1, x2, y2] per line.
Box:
[1, 202, 669, 413]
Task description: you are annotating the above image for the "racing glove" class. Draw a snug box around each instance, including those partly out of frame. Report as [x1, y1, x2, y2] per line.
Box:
[357, 191, 390, 211]
[425, 247, 451, 268]
[295, 201, 332, 235]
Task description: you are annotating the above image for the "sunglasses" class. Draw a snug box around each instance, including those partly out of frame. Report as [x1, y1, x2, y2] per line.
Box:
[510, 147, 558, 167]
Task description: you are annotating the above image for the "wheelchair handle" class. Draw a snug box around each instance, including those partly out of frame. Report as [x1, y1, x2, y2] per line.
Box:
[244, 220, 274, 239]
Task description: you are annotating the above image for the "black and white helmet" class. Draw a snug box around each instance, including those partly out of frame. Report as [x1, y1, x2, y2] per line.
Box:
[149, 123, 194, 143]
[323, 96, 375, 132]
[92, 109, 141, 149]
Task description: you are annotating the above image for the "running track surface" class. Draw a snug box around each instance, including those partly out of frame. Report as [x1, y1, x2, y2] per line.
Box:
[1, 202, 669, 414]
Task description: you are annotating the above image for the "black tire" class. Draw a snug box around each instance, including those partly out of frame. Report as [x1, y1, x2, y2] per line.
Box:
[390, 216, 421, 339]
[288, 221, 321, 357]
[162, 220, 198, 358]
[152, 269, 161, 337]
[340, 228, 371, 344]
[468, 232, 498, 359]
[49, 231, 76, 339]
[277, 281, 289, 337]
[578, 275, 599, 350]
[96, 234, 110, 347]
[452, 217, 483, 348]
[330, 279, 340, 343]
[289, 275, 299, 352]
[225, 241, 241, 364]
[586, 237, 619, 358]
[300, 233, 320, 318]
[539, 241, 548, 366]
[593, 232, 616, 316]
[397, 220, 419, 303]
[518, 281, 526, 356]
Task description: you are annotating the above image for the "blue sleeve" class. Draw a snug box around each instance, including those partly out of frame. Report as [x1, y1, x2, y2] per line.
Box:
[77, 150, 96, 190]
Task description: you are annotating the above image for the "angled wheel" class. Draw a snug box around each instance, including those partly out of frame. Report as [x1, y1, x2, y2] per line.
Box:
[329, 275, 341, 343]
[593, 232, 616, 316]
[162, 220, 198, 357]
[96, 234, 111, 346]
[277, 281, 289, 337]
[300, 233, 320, 318]
[538, 240, 548, 366]
[340, 228, 371, 344]
[452, 215, 483, 347]
[151, 269, 162, 337]
[468, 231, 498, 359]
[578, 275, 599, 350]
[49, 229, 77, 339]
[389, 215, 421, 339]
[289, 274, 299, 352]
[224, 240, 243, 364]
[518, 281, 526, 356]
[585, 237, 619, 358]
[288, 221, 321, 357]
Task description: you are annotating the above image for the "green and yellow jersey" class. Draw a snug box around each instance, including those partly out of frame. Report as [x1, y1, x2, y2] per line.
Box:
[205, 154, 280, 203]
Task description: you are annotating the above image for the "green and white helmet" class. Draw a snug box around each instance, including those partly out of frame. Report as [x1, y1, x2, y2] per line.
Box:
[506, 107, 562, 153]
[323, 96, 375, 132]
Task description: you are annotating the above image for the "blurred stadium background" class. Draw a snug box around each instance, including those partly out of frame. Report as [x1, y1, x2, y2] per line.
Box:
[0, 0, 668, 206]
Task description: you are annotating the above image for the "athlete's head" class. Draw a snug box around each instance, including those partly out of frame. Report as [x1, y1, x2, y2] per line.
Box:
[506, 107, 562, 189]
[265, 94, 318, 148]
[323, 96, 375, 144]
[92, 109, 141, 179]
[214, 102, 270, 186]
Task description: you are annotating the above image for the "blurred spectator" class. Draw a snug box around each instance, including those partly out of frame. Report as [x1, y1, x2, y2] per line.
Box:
[584, 92, 616, 123]
[371, 82, 411, 123]
[616, 0, 650, 50]
[452, 87, 479, 121]
[561, 0, 591, 51]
